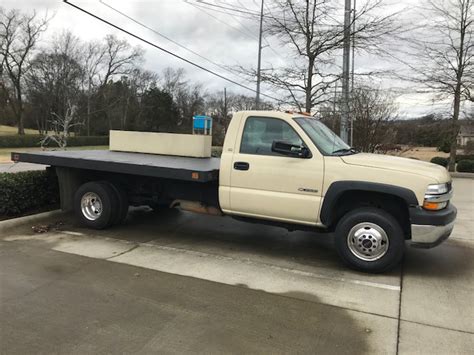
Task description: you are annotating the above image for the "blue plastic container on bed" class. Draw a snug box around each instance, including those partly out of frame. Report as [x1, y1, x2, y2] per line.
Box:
[193, 115, 212, 135]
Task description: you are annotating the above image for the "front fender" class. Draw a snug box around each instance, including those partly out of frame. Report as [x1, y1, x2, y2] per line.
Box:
[320, 181, 419, 226]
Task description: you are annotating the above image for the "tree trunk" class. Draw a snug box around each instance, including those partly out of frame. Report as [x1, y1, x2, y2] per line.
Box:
[17, 96, 25, 135]
[305, 58, 314, 113]
[448, 84, 461, 172]
[17, 111, 25, 135]
[87, 80, 91, 136]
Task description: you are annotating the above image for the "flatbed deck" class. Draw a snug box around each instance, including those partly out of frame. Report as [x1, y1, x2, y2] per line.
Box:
[11, 150, 220, 182]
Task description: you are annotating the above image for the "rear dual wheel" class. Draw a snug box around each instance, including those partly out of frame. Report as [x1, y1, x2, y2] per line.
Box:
[74, 181, 129, 229]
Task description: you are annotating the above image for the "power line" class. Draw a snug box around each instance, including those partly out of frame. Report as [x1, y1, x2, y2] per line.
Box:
[191, 0, 263, 18]
[62, 0, 284, 103]
[185, 1, 259, 40]
[189, 1, 258, 20]
[99, 0, 248, 81]
[187, 0, 287, 61]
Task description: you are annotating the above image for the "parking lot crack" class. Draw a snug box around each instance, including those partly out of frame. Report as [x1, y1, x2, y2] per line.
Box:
[105, 244, 139, 260]
[396, 263, 404, 355]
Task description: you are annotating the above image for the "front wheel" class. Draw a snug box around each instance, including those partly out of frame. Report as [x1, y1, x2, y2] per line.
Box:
[334, 207, 405, 273]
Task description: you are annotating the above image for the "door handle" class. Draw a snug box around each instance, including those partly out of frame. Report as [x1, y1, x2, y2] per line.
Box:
[233, 161, 250, 171]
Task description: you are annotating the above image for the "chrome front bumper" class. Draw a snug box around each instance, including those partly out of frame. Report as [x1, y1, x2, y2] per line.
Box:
[411, 221, 455, 248]
[409, 203, 457, 248]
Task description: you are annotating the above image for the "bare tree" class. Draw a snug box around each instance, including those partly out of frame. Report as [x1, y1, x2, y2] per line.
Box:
[406, 0, 473, 170]
[160, 68, 205, 129]
[80, 40, 105, 135]
[27, 30, 83, 134]
[351, 85, 398, 152]
[241, 0, 400, 112]
[98, 34, 143, 130]
[0, 8, 49, 134]
[40, 101, 81, 149]
[99, 34, 143, 87]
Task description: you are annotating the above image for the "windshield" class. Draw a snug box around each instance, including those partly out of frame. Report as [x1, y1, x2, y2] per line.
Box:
[294, 117, 353, 155]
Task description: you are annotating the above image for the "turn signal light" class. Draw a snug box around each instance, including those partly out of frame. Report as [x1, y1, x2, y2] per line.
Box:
[423, 201, 447, 211]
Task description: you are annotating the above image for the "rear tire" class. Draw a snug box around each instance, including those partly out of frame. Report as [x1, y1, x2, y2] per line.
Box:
[334, 207, 405, 273]
[107, 182, 129, 225]
[74, 181, 117, 229]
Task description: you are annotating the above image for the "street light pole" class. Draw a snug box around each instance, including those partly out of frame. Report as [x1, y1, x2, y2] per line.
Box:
[255, 0, 264, 109]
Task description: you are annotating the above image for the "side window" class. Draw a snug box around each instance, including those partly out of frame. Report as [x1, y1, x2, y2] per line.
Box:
[240, 117, 304, 156]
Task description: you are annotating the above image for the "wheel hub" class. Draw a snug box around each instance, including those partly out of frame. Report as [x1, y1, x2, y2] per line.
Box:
[347, 222, 389, 261]
[81, 192, 103, 221]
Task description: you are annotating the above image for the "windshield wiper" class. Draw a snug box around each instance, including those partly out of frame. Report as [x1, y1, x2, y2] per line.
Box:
[331, 147, 357, 155]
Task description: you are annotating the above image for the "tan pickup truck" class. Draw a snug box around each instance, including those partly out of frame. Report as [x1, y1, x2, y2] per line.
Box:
[13, 111, 457, 272]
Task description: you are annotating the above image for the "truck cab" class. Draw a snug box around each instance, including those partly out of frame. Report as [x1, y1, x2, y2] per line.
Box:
[219, 111, 456, 272]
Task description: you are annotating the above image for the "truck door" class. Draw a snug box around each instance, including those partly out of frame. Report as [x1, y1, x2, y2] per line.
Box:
[229, 116, 324, 225]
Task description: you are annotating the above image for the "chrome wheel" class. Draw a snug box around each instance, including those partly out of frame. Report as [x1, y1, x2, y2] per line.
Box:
[81, 192, 103, 221]
[347, 222, 389, 261]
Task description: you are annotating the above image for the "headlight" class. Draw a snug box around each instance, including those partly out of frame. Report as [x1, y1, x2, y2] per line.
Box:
[423, 183, 452, 211]
[426, 183, 449, 195]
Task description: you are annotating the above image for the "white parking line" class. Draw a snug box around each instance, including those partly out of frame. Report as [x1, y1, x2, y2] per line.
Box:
[135, 243, 401, 292]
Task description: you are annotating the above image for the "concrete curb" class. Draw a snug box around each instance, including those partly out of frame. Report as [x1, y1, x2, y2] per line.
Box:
[0, 210, 66, 233]
[451, 172, 474, 179]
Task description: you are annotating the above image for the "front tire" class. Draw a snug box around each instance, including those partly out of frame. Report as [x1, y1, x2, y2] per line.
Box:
[334, 207, 405, 273]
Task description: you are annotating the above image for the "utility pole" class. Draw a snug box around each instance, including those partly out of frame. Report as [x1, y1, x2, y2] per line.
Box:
[255, 0, 264, 109]
[340, 0, 351, 144]
[333, 80, 338, 132]
[350, 0, 356, 146]
[223, 87, 227, 121]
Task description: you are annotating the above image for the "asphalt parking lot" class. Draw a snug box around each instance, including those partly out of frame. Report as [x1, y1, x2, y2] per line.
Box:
[1, 178, 473, 354]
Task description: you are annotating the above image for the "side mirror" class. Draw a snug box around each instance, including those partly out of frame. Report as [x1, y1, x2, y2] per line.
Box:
[271, 141, 311, 158]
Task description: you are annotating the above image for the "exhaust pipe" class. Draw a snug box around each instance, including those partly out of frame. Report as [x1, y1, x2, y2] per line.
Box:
[170, 200, 223, 216]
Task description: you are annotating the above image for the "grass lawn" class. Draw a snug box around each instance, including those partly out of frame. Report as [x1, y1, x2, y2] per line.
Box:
[0, 145, 109, 163]
[0, 125, 38, 135]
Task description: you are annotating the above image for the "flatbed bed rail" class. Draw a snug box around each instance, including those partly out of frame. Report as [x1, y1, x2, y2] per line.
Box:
[11, 150, 220, 183]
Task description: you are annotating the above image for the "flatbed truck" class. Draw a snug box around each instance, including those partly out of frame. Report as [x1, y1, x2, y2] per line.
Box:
[12, 111, 457, 272]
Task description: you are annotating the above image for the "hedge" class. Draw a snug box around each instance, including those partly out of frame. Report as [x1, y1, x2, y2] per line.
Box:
[456, 160, 474, 173]
[0, 134, 109, 148]
[430, 156, 448, 167]
[0, 170, 59, 216]
[456, 154, 474, 163]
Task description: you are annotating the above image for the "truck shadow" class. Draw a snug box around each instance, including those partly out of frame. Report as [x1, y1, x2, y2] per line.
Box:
[126, 208, 342, 267]
[88, 208, 404, 279]
[119, 208, 470, 279]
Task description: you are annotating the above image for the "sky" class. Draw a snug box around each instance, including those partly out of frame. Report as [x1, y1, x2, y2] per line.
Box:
[2, 0, 472, 118]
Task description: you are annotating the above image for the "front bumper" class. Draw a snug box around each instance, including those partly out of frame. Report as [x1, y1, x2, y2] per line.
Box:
[409, 204, 457, 248]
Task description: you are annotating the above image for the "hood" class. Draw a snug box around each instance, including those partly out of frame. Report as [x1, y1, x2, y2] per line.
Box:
[340, 153, 451, 183]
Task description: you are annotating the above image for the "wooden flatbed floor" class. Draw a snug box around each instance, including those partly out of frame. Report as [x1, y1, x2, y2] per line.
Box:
[11, 150, 220, 182]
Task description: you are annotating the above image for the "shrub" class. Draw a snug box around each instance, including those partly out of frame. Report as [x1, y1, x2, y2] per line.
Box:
[456, 160, 474, 173]
[68, 136, 109, 147]
[430, 156, 448, 167]
[455, 154, 474, 163]
[0, 170, 59, 216]
[0, 134, 43, 148]
[0, 134, 108, 148]
[437, 138, 451, 153]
